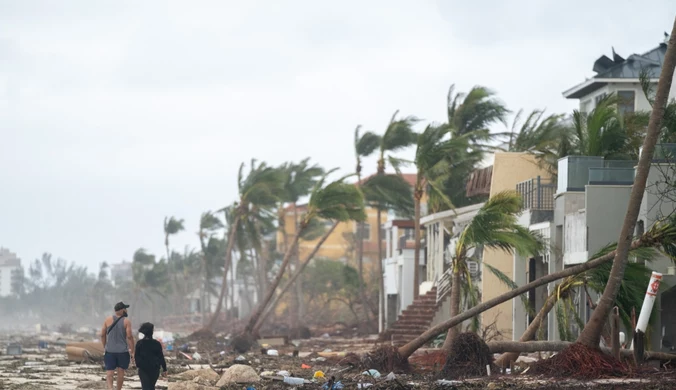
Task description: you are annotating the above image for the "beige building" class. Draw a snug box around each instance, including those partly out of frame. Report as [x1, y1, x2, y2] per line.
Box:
[480, 152, 552, 339]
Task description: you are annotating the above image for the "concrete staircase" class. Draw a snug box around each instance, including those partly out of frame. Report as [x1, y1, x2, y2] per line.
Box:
[388, 287, 441, 346]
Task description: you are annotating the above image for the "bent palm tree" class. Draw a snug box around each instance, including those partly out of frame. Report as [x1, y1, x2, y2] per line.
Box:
[495, 243, 659, 367]
[354, 126, 381, 323]
[578, 22, 676, 348]
[411, 124, 473, 299]
[395, 217, 676, 361]
[442, 191, 542, 351]
[244, 173, 367, 335]
[374, 111, 418, 321]
[279, 158, 324, 328]
[205, 160, 284, 330]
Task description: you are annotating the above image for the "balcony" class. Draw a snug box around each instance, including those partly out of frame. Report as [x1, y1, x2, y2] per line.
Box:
[588, 167, 635, 185]
[516, 176, 555, 210]
[651, 143, 676, 162]
[557, 156, 636, 192]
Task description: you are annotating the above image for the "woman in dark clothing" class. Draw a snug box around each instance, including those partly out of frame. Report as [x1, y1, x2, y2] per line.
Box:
[135, 322, 167, 390]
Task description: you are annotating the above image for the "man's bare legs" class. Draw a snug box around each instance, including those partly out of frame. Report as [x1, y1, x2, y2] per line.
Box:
[116, 369, 125, 390]
[106, 369, 125, 390]
[106, 370, 114, 389]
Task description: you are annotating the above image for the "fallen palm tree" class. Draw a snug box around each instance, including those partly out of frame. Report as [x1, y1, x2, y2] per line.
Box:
[358, 220, 676, 371]
[495, 243, 662, 367]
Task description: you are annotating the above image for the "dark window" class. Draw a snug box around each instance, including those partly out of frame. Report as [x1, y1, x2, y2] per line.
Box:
[618, 90, 636, 115]
[357, 223, 371, 241]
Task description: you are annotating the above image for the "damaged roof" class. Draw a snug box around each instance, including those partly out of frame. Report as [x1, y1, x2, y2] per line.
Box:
[563, 38, 668, 99]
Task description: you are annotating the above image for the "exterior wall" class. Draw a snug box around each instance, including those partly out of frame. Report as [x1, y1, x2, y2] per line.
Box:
[0, 248, 21, 297]
[585, 185, 632, 256]
[481, 153, 552, 340]
[277, 206, 387, 276]
[578, 83, 652, 113]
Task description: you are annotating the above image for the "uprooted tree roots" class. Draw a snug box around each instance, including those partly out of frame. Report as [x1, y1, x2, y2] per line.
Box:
[339, 346, 409, 372]
[231, 333, 258, 353]
[440, 332, 495, 380]
[531, 343, 631, 379]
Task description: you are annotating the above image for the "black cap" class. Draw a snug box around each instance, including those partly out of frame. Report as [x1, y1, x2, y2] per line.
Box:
[114, 302, 130, 311]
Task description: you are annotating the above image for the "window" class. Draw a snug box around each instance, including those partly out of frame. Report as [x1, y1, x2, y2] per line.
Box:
[357, 223, 371, 241]
[402, 228, 415, 241]
[617, 90, 636, 115]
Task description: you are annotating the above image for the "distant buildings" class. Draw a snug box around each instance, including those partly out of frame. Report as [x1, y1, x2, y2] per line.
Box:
[0, 248, 22, 297]
[110, 261, 133, 285]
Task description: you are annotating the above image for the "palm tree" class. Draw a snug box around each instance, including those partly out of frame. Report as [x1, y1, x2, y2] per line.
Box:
[131, 249, 169, 322]
[394, 214, 676, 362]
[374, 111, 418, 325]
[495, 242, 659, 367]
[442, 84, 509, 208]
[198, 212, 223, 320]
[244, 173, 366, 336]
[577, 26, 676, 349]
[570, 95, 628, 159]
[500, 109, 571, 175]
[205, 160, 284, 330]
[410, 124, 471, 299]
[442, 191, 542, 351]
[279, 158, 324, 328]
[353, 125, 381, 323]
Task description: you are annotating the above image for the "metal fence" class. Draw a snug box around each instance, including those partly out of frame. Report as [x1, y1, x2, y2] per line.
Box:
[516, 176, 555, 211]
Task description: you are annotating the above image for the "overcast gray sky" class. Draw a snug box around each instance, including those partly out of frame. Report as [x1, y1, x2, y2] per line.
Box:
[1, 0, 675, 271]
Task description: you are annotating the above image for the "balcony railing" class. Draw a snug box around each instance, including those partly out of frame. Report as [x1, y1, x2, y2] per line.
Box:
[652, 143, 676, 162]
[516, 176, 555, 210]
[588, 167, 635, 185]
[558, 156, 637, 192]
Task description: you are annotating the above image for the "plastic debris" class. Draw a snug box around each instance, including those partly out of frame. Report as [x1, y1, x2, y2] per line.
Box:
[192, 352, 201, 360]
[267, 349, 279, 356]
[386, 372, 396, 381]
[358, 384, 373, 389]
[322, 380, 344, 390]
[362, 369, 381, 378]
[283, 376, 305, 385]
[313, 371, 325, 379]
[301, 363, 311, 369]
[276, 370, 290, 377]
[311, 356, 327, 362]
[322, 348, 332, 353]
[437, 379, 463, 386]
[235, 355, 247, 362]
[321, 333, 330, 339]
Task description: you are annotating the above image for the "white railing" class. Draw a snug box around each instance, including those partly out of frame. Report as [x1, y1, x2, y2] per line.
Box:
[436, 266, 453, 304]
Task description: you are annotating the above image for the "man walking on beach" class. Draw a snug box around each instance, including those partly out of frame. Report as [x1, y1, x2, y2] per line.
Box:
[101, 302, 135, 390]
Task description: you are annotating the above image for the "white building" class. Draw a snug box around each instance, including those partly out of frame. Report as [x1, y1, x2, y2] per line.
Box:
[0, 248, 22, 297]
[563, 37, 675, 113]
[110, 261, 133, 285]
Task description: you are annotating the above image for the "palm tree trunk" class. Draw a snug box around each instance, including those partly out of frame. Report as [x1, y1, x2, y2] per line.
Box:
[396, 236, 647, 360]
[413, 190, 422, 301]
[577, 22, 676, 348]
[245, 227, 305, 335]
[357, 220, 372, 325]
[376, 207, 385, 331]
[442, 259, 462, 351]
[205, 218, 240, 330]
[252, 221, 339, 333]
[495, 293, 557, 367]
[292, 206, 302, 330]
[487, 340, 676, 361]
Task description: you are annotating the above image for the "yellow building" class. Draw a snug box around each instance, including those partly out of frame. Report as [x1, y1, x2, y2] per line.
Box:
[480, 153, 552, 339]
[276, 174, 418, 276]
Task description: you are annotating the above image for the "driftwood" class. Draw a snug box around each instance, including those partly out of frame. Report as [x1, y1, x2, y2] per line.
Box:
[487, 341, 676, 363]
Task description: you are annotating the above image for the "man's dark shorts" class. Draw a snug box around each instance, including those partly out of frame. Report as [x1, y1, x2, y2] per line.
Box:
[104, 352, 130, 370]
